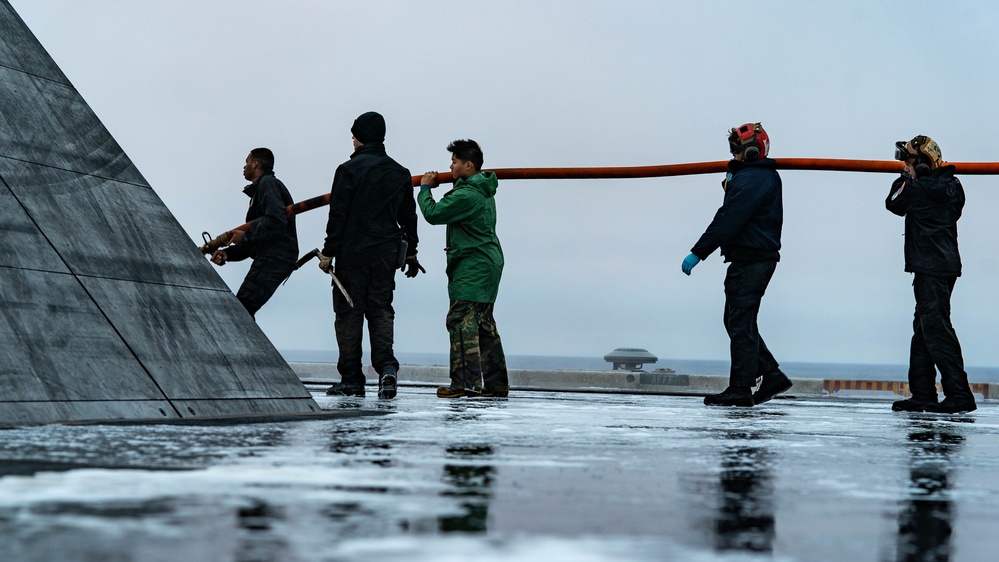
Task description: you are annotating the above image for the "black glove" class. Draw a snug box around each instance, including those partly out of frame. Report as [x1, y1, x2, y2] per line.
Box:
[402, 255, 426, 278]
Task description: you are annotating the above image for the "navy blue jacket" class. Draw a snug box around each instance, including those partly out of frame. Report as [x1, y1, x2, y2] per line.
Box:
[323, 142, 419, 264]
[691, 158, 783, 262]
[885, 165, 963, 277]
[224, 172, 298, 263]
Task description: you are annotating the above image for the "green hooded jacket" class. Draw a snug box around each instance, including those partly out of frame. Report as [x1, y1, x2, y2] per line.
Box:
[418, 171, 504, 303]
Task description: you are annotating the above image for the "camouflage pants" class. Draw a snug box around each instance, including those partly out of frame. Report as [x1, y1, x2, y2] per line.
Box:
[445, 301, 508, 392]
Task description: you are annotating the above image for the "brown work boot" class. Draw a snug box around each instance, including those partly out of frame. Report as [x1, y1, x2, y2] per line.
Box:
[436, 386, 465, 399]
[477, 387, 509, 398]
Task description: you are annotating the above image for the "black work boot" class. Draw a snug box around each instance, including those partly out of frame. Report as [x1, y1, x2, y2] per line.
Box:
[936, 370, 977, 414]
[891, 398, 937, 412]
[704, 386, 754, 407]
[325, 382, 365, 397]
[931, 397, 977, 414]
[378, 367, 398, 400]
[753, 370, 793, 405]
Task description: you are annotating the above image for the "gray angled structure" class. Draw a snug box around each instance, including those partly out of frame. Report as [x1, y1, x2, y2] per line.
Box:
[0, 1, 320, 425]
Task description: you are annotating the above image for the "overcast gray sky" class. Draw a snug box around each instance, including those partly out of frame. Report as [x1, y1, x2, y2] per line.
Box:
[12, 1, 999, 367]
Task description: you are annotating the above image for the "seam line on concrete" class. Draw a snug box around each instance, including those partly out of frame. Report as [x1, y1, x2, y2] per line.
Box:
[0, 264, 233, 292]
[0, 61, 69, 86]
[0, 154, 150, 190]
[5, 171, 183, 417]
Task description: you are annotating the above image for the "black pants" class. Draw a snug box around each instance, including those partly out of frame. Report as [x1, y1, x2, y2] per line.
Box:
[723, 260, 780, 388]
[333, 256, 399, 386]
[236, 257, 294, 318]
[908, 274, 973, 403]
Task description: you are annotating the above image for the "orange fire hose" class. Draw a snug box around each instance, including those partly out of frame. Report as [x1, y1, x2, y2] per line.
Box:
[198, 158, 999, 254]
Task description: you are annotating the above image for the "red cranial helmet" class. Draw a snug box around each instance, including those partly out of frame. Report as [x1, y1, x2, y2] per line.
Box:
[728, 122, 769, 160]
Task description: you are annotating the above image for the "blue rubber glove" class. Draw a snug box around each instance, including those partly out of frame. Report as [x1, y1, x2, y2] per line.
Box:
[681, 253, 700, 276]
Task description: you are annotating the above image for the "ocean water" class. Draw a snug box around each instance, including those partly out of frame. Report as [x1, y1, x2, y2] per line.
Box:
[281, 349, 999, 383]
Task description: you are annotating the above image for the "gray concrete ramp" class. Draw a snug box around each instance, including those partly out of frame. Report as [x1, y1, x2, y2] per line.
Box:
[0, 0, 320, 424]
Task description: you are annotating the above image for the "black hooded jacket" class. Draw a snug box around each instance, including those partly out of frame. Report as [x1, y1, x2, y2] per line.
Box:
[886, 165, 964, 277]
[323, 142, 418, 263]
[224, 172, 298, 263]
[691, 158, 783, 262]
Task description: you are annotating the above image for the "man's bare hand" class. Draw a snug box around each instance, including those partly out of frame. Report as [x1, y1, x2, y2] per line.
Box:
[421, 171, 439, 188]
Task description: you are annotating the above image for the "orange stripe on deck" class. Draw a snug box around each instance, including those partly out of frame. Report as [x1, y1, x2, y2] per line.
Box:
[823, 380, 991, 399]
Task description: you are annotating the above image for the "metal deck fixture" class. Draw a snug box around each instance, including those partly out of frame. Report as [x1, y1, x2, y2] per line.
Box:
[604, 348, 658, 371]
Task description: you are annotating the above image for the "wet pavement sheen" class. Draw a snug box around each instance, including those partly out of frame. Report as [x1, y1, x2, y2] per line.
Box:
[0, 389, 996, 561]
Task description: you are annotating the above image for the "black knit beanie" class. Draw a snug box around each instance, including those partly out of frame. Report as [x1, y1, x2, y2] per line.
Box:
[351, 111, 386, 144]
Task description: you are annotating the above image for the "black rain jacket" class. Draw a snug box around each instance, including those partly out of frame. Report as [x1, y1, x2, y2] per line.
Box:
[224, 172, 298, 263]
[885, 165, 964, 277]
[323, 142, 418, 264]
[691, 158, 783, 263]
